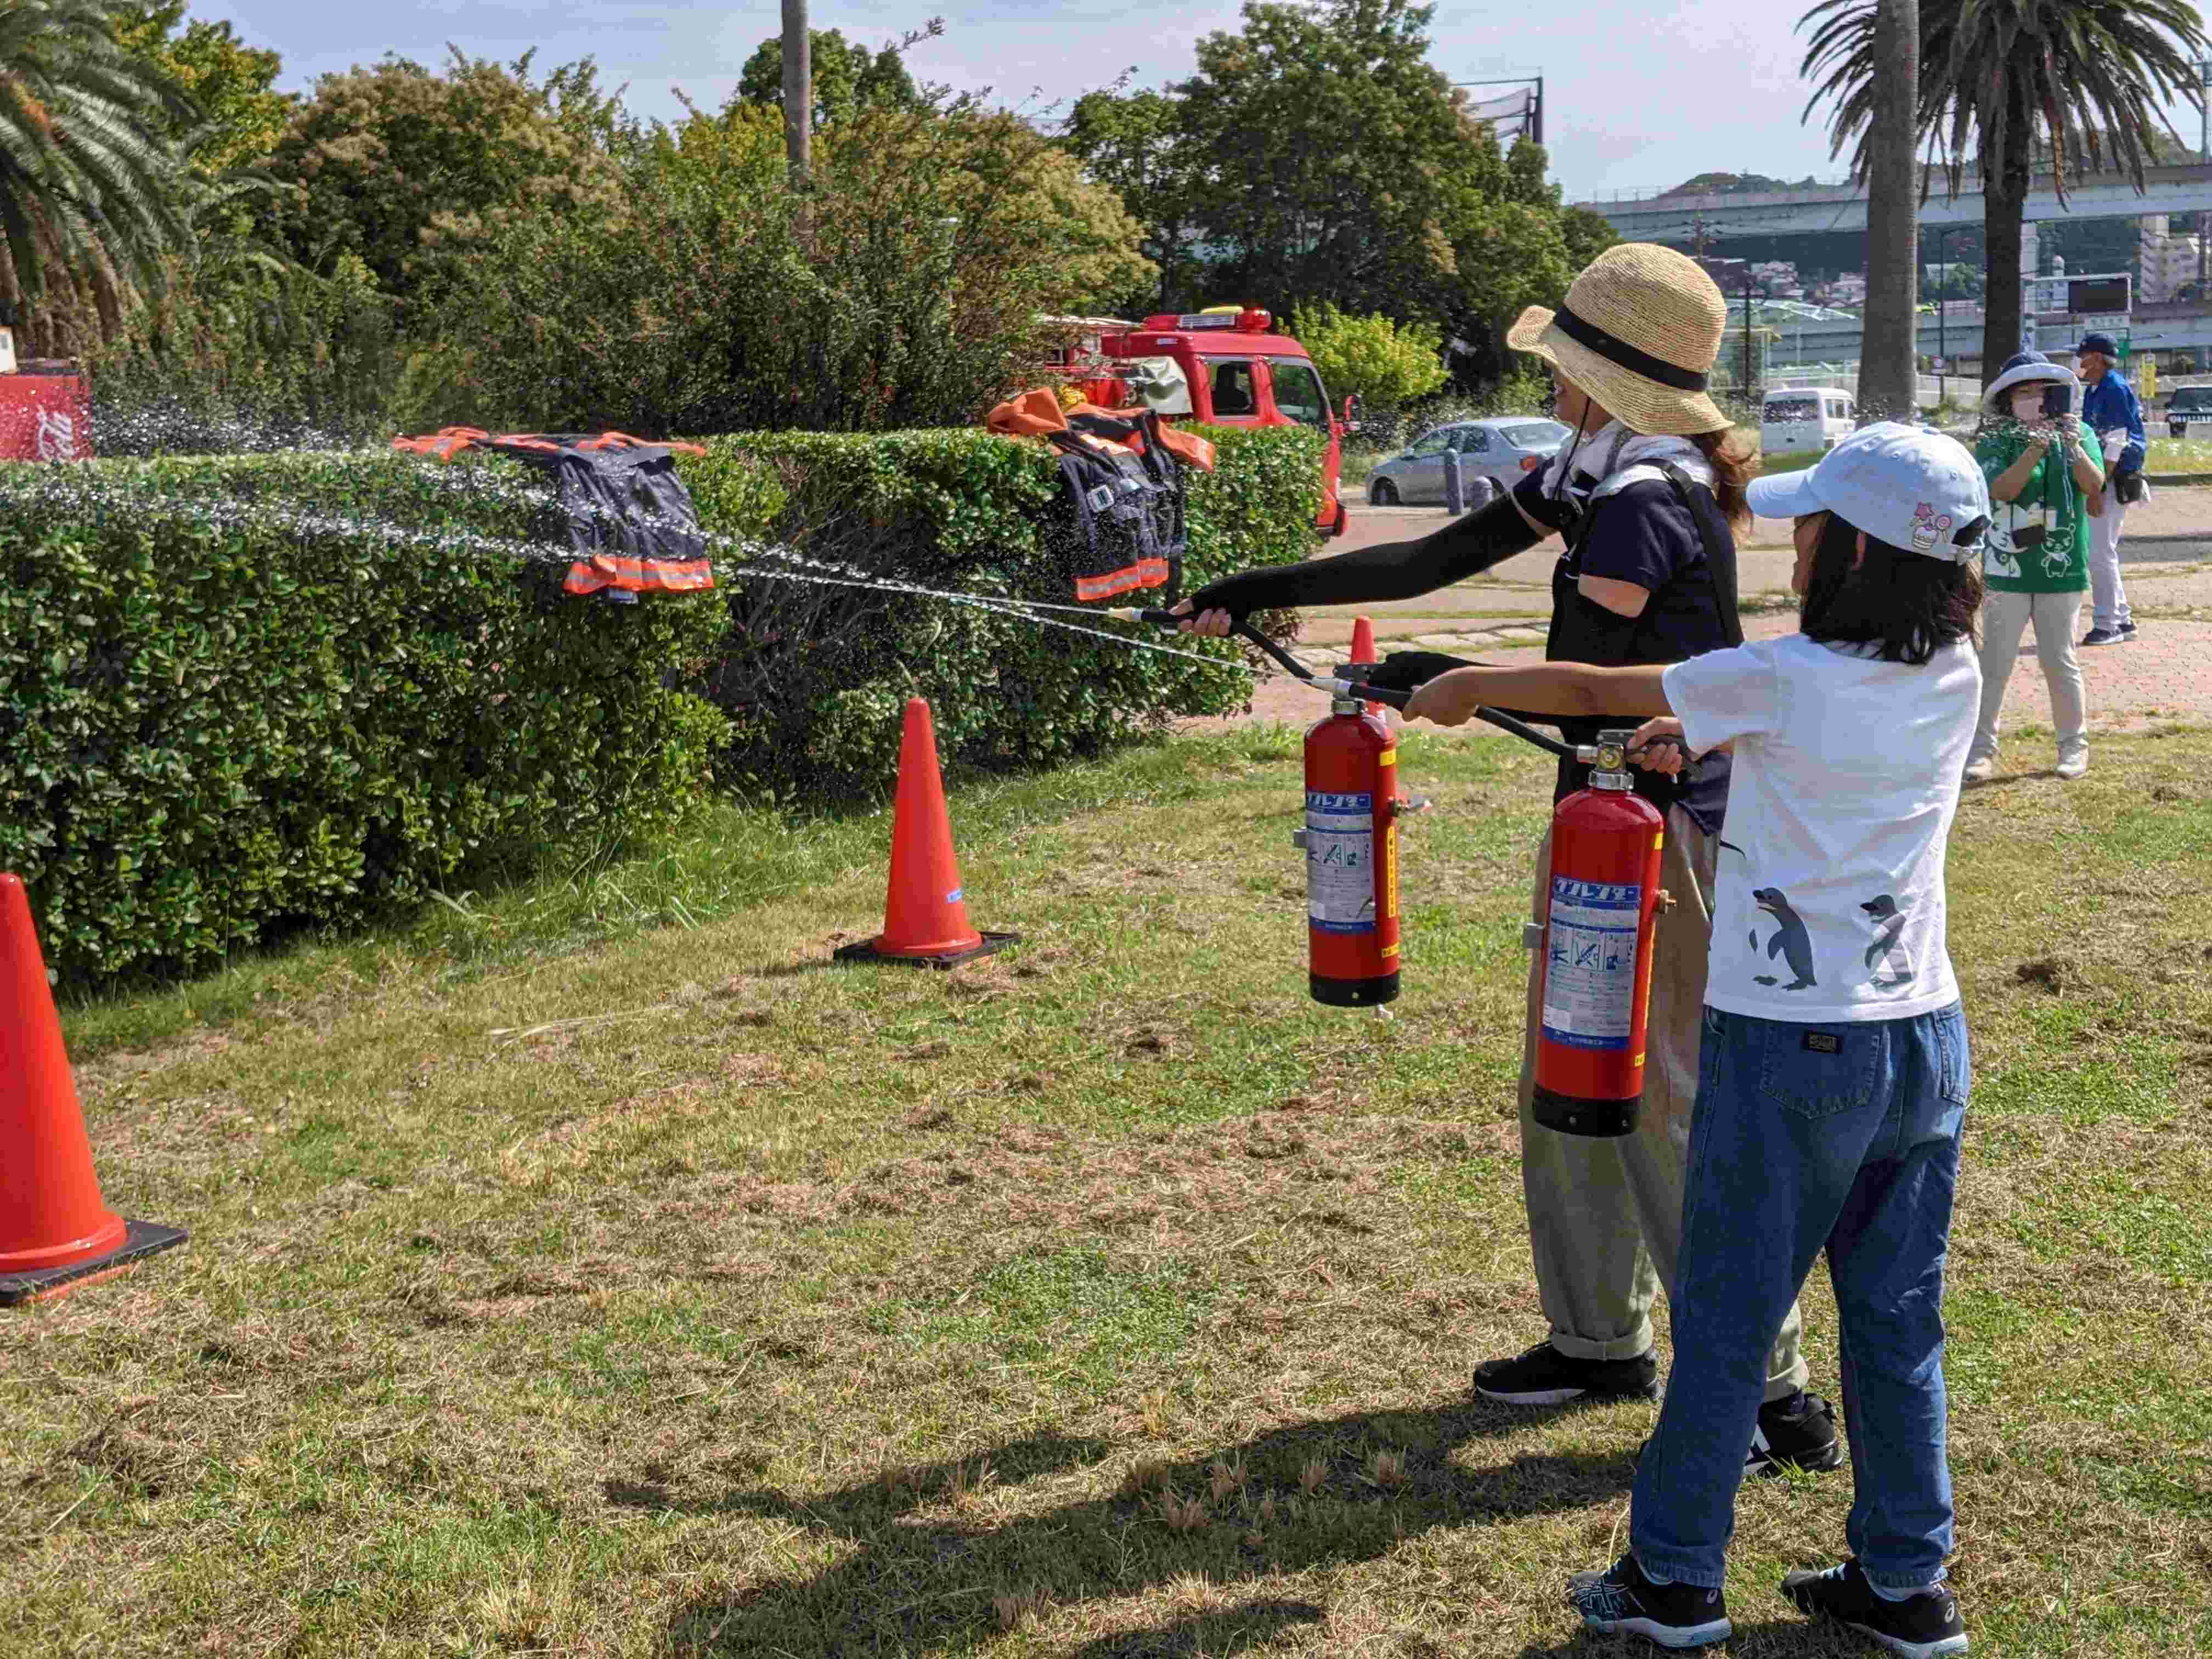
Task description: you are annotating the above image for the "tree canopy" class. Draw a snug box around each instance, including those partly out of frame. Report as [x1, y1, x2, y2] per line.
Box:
[736, 28, 923, 127]
[109, 1, 289, 176]
[267, 49, 627, 306]
[1062, 0, 1602, 393]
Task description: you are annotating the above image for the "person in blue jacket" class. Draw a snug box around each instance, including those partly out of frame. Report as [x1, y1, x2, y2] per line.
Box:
[2075, 331, 2146, 646]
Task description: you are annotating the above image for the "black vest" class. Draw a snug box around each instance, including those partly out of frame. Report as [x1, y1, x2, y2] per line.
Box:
[1545, 460, 1742, 824]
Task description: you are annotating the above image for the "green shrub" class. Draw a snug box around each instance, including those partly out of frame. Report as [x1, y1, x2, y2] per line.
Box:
[692, 423, 1323, 798]
[0, 451, 730, 985]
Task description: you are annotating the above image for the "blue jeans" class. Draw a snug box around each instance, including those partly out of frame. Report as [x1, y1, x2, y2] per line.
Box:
[1629, 1002, 1970, 1593]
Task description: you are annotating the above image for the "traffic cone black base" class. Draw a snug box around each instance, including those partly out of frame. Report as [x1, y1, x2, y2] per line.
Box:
[835, 929, 1020, 970]
[0, 1218, 188, 1307]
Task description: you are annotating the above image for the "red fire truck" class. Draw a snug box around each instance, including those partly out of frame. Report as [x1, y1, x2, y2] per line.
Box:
[1059, 308, 1358, 537]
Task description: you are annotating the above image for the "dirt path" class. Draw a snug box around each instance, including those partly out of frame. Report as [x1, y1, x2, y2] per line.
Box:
[1182, 495, 2212, 738]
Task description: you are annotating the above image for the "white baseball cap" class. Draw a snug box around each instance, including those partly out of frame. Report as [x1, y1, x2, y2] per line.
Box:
[1746, 422, 1991, 563]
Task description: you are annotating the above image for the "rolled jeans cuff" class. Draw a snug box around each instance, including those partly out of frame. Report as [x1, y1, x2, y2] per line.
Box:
[1548, 1324, 1653, 1364]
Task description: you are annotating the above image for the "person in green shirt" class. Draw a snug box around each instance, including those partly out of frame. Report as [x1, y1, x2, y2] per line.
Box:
[1967, 352, 2104, 781]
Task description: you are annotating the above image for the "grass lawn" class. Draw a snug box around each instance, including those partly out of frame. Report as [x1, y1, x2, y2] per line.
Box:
[2147, 436, 2212, 474]
[5, 723, 2210, 1656]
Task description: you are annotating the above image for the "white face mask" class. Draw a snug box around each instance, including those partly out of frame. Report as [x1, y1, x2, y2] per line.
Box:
[2010, 391, 2046, 423]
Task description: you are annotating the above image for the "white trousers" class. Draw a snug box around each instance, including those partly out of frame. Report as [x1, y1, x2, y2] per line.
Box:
[2086, 489, 2131, 631]
[1973, 589, 2086, 758]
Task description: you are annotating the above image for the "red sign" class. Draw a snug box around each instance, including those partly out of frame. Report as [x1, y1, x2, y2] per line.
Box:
[0, 376, 91, 461]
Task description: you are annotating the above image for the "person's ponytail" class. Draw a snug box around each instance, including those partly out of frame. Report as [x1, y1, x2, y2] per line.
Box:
[1689, 427, 1759, 532]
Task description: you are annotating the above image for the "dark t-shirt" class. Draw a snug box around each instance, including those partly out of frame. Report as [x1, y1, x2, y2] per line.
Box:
[1514, 471, 1735, 835]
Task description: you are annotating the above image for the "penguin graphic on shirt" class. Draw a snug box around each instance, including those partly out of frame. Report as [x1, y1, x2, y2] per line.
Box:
[1749, 887, 1818, 990]
[1861, 894, 1914, 989]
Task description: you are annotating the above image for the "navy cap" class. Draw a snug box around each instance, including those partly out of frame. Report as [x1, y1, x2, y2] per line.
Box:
[2078, 331, 2120, 359]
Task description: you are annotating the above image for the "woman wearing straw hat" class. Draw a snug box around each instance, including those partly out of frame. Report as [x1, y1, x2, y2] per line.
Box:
[1171, 244, 1838, 1472]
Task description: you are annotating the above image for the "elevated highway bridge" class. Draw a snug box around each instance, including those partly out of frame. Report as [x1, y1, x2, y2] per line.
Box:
[1576, 162, 2212, 241]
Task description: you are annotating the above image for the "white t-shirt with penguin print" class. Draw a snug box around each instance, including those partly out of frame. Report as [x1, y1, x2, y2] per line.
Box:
[1662, 635, 1979, 1023]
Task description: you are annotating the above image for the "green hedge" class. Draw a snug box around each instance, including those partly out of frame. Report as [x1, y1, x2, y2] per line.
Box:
[691, 424, 1324, 798]
[0, 453, 729, 986]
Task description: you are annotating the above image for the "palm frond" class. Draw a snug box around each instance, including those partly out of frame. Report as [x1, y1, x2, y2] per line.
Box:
[0, 0, 200, 301]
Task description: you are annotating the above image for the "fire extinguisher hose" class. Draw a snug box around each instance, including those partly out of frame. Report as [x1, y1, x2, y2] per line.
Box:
[1113, 607, 1620, 763]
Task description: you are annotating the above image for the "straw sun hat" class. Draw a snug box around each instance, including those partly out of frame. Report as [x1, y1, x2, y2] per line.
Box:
[1507, 243, 1730, 436]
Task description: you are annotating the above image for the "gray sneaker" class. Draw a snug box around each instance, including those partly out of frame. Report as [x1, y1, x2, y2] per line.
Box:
[1961, 754, 1996, 783]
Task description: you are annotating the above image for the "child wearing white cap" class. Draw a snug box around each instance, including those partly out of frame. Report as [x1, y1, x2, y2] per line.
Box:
[1403, 423, 1985, 1657]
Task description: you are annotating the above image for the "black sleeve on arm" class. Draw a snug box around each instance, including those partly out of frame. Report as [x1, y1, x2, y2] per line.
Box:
[1182, 486, 1550, 618]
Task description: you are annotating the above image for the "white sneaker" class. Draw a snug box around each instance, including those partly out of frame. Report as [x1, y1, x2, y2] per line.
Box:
[2056, 747, 2089, 780]
[1962, 754, 1997, 783]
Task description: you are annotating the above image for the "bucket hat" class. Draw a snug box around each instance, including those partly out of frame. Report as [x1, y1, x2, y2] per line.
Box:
[1506, 244, 1730, 436]
[1984, 349, 2072, 412]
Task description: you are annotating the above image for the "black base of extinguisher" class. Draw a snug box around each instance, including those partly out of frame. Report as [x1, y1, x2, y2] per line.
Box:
[1311, 971, 1398, 1007]
[1532, 1087, 1640, 1138]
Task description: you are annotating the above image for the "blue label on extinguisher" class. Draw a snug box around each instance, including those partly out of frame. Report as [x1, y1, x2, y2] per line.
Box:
[1541, 877, 1641, 1051]
[1305, 789, 1376, 934]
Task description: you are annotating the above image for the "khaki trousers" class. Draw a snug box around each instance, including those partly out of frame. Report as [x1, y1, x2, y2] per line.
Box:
[1517, 805, 1809, 1403]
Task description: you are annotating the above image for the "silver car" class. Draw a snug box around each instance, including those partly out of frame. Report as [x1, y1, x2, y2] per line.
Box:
[1366, 417, 1571, 505]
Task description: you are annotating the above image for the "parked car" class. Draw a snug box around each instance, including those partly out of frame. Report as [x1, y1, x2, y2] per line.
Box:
[1761, 386, 1857, 454]
[1365, 417, 1571, 505]
[2164, 385, 2212, 438]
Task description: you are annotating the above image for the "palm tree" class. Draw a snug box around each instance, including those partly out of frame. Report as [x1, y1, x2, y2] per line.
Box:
[1859, 0, 1919, 422]
[0, 0, 196, 311]
[1801, 0, 2209, 388]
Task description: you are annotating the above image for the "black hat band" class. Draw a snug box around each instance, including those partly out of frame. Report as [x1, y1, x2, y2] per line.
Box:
[1553, 304, 1709, 393]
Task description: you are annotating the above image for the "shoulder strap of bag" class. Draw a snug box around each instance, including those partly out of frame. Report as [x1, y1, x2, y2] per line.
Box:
[1654, 460, 1744, 648]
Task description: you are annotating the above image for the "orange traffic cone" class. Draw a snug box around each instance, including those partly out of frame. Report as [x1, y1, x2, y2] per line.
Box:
[0, 874, 187, 1306]
[1349, 614, 1384, 719]
[835, 699, 1017, 970]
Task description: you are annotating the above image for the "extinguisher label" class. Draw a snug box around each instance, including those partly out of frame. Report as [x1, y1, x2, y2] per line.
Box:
[1305, 790, 1376, 933]
[1542, 877, 1642, 1051]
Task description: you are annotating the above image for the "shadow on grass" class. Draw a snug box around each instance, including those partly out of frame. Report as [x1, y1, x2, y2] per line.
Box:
[1517, 1620, 1850, 1657]
[642, 1404, 1642, 1655]
[1066, 1598, 1328, 1657]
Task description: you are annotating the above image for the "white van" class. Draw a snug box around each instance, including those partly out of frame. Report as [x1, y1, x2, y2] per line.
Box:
[1762, 387, 1856, 455]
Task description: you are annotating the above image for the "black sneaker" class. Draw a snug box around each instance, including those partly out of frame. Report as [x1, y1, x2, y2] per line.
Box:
[1634, 1390, 1845, 1477]
[1748, 1390, 1845, 1475]
[2079, 626, 2128, 647]
[1781, 1559, 1968, 1657]
[1567, 1554, 1731, 1649]
[1473, 1340, 1660, 1405]
[2119, 621, 2139, 640]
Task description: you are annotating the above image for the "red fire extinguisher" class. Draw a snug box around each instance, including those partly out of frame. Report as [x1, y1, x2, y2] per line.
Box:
[1297, 691, 1401, 1006]
[1531, 730, 1666, 1137]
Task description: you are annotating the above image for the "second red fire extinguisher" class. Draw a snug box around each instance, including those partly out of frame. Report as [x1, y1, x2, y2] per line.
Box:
[1297, 690, 1401, 1007]
[1532, 729, 1666, 1138]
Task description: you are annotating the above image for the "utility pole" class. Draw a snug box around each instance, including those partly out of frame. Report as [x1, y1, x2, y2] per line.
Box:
[2199, 58, 2210, 296]
[1742, 279, 1757, 400]
[781, 0, 810, 188]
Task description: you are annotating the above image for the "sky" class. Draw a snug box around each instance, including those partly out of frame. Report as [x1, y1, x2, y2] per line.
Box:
[222, 0, 2208, 206]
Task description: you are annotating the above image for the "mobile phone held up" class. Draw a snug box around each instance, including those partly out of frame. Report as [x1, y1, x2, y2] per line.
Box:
[2041, 380, 2075, 419]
